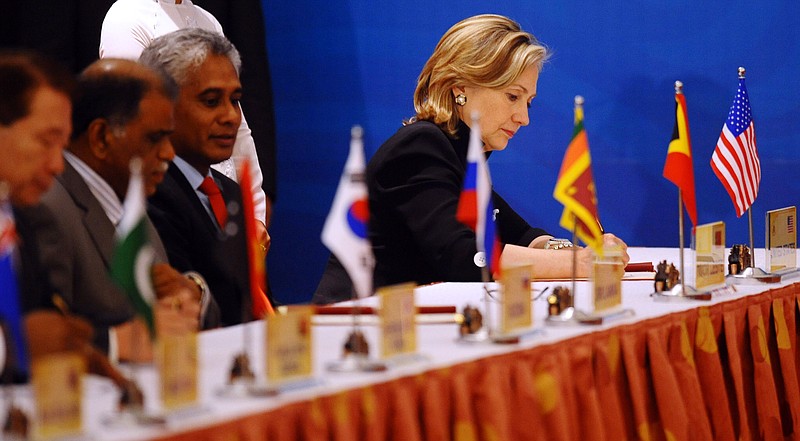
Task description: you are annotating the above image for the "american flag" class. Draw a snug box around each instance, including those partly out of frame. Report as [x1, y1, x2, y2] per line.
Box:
[710, 74, 760, 217]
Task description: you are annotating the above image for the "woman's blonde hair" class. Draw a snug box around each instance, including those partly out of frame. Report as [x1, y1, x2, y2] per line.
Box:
[412, 14, 549, 136]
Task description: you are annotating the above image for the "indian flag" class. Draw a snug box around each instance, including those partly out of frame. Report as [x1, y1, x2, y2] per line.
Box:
[110, 158, 157, 338]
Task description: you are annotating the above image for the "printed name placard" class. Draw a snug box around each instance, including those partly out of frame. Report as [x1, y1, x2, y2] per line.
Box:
[378, 283, 417, 359]
[32, 352, 85, 440]
[266, 306, 313, 384]
[499, 265, 533, 334]
[593, 245, 624, 311]
[766, 206, 797, 272]
[695, 221, 726, 288]
[157, 333, 198, 410]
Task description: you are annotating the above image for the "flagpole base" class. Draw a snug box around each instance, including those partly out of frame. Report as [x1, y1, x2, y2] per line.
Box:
[589, 307, 636, 324]
[102, 408, 166, 429]
[215, 352, 279, 398]
[457, 327, 490, 343]
[491, 327, 547, 344]
[545, 306, 631, 326]
[326, 354, 387, 373]
[216, 378, 279, 398]
[651, 284, 712, 301]
[103, 403, 212, 430]
[457, 325, 549, 344]
[726, 267, 782, 285]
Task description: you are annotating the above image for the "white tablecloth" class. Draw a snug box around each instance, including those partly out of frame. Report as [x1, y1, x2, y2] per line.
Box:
[7, 247, 800, 440]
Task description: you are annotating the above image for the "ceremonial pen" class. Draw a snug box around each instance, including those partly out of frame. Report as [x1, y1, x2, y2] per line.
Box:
[595, 216, 605, 235]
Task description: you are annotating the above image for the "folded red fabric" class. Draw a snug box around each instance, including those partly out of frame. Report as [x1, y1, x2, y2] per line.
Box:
[624, 262, 655, 272]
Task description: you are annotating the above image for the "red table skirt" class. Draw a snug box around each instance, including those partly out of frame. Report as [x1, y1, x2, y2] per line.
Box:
[158, 283, 800, 441]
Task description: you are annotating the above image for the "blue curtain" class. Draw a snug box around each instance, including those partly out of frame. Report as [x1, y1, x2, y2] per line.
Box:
[264, 1, 800, 303]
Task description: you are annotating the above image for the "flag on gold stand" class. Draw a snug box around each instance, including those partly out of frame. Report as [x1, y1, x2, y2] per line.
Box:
[456, 113, 501, 274]
[553, 96, 602, 254]
[240, 158, 274, 318]
[321, 126, 374, 299]
[110, 159, 157, 338]
[710, 68, 760, 217]
[663, 85, 697, 226]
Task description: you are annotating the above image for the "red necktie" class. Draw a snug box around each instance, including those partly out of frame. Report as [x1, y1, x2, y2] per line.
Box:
[198, 176, 228, 228]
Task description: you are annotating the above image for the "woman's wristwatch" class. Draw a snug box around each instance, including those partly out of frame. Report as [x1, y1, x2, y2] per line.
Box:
[544, 238, 574, 250]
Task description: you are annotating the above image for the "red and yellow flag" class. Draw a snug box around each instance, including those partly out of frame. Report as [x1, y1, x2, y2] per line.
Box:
[663, 88, 697, 226]
[240, 158, 274, 318]
[553, 96, 602, 254]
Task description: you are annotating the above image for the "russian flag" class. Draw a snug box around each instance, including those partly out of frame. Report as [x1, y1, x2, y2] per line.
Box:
[456, 113, 501, 275]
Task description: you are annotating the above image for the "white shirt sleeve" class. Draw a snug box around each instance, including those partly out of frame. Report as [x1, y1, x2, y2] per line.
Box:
[98, 1, 153, 60]
[214, 110, 268, 223]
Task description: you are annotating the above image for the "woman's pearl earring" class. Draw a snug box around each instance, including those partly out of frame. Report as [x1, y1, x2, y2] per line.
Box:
[455, 94, 467, 106]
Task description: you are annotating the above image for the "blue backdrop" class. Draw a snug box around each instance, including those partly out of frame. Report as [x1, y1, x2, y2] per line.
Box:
[263, 1, 800, 304]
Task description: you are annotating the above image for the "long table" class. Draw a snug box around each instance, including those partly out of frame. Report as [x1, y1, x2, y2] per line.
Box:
[18, 248, 800, 440]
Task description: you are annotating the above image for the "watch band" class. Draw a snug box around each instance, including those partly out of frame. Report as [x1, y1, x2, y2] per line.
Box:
[544, 238, 574, 250]
[183, 271, 210, 318]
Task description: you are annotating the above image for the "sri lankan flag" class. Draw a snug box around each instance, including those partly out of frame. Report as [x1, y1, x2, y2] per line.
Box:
[553, 96, 603, 254]
[663, 87, 697, 226]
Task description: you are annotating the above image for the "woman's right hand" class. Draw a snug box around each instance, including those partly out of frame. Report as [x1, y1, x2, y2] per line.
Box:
[574, 233, 629, 277]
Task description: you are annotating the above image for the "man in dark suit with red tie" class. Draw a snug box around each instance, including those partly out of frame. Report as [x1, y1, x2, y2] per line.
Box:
[140, 28, 259, 326]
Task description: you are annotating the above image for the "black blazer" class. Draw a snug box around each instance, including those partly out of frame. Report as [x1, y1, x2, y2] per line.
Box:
[148, 162, 251, 326]
[13, 205, 55, 314]
[366, 120, 548, 289]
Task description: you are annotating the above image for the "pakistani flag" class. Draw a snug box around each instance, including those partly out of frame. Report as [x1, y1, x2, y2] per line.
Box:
[110, 158, 157, 339]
